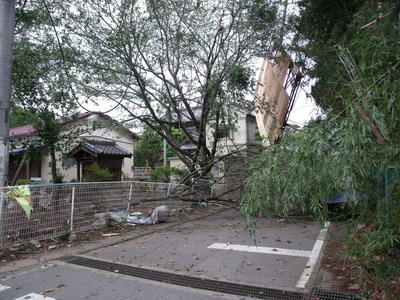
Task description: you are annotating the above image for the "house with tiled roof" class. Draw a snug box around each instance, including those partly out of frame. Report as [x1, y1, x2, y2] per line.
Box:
[8, 112, 139, 184]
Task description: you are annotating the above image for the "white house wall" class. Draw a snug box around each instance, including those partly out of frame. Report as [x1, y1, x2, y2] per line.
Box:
[206, 113, 250, 157]
[41, 114, 135, 183]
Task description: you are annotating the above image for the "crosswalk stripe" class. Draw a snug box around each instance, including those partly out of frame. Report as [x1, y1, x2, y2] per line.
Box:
[14, 292, 55, 300]
[0, 284, 11, 292]
[207, 242, 312, 257]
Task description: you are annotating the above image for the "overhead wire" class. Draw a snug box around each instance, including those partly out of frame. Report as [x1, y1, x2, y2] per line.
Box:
[41, 0, 127, 115]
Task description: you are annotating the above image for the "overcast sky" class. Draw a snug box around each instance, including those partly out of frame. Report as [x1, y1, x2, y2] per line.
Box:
[80, 59, 322, 132]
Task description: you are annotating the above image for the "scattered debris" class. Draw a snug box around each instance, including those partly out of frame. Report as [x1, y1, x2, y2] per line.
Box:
[276, 259, 288, 264]
[127, 205, 170, 225]
[130, 212, 143, 216]
[5, 185, 32, 218]
[40, 288, 55, 295]
[57, 284, 65, 289]
[195, 269, 205, 273]
[127, 215, 154, 225]
[48, 245, 57, 251]
[245, 261, 253, 266]
[356, 224, 366, 231]
[92, 212, 109, 226]
[348, 284, 360, 290]
[102, 233, 120, 237]
[154, 205, 170, 222]
[109, 209, 127, 223]
[29, 240, 41, 248]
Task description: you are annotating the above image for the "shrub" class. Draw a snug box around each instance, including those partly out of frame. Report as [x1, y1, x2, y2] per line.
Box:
[149, 166, 186, 183]
[15, 179, 30, 186]
[84, 163, 114, 182]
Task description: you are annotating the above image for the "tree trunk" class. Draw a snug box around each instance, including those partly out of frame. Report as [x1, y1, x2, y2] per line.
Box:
[50, 149, 59, 183]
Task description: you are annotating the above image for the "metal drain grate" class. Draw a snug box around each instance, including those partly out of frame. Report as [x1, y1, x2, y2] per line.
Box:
[62, 256, 306, 299]
[310, 288, 365, 300]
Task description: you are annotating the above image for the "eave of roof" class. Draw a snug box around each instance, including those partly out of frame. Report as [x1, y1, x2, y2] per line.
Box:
[9, 112, 140, 140]
[68, 139, 132, 158]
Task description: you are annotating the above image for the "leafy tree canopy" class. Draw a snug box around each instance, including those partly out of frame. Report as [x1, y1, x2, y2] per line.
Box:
[54, 0, 279, 183]
[242, 1, 400, 294]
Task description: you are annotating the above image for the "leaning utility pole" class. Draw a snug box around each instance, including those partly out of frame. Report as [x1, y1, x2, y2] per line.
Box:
[0, 0, 16, 188]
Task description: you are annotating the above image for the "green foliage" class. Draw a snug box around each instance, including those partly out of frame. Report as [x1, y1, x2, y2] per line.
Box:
[150, 166, 187, 183]
[226, 65, 251, 91]
[10, 107, 39, 128]
[15, 179, 30, 186]
[134, 126, 163, 167]
[11, 2, 81, 183]
[134, 126, 188, 167]
[15, 179, 45, 186]
[167, 128, 187, 157]
[243, 1, 400, 293]
[84, 163, 113, 182]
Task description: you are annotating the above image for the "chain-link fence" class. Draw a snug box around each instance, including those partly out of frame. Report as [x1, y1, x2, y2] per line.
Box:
[0, 181, 185, 248]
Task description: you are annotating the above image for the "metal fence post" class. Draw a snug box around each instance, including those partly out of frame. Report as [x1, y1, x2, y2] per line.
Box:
[127, 183, 133, 212]
[69, 186, 75, 234]
[0, 190, 5, 247]
[167, 182, 172, 196]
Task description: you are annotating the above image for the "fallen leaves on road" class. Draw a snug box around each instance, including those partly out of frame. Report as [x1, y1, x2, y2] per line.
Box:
[276, 259, 288, 264]
[40, 289, 55, 295]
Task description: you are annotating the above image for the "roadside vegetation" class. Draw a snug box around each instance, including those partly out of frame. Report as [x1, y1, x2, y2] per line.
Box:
[8, 0, 398, 296]
[241, 1, 399, 297]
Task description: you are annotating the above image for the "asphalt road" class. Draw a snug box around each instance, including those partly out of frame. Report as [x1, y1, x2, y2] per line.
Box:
[0, 209, 326, 300]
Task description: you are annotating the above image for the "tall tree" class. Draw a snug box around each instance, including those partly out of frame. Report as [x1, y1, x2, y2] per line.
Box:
[57, 0, 278, 183]
[11, 0, 80, 183]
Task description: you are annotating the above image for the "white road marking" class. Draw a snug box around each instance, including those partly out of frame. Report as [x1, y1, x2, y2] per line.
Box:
[207, 243, 312, 257]
[296, 221, 331, 288]
[14, 292, 55, 300]
[0, 284, 10, 292]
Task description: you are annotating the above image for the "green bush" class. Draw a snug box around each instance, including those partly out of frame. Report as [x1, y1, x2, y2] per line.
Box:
[149, 166, 186, 183]
[30, 180, 45, 185]
[15, 179, 30, 186]
[84, 163, 114, 182]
